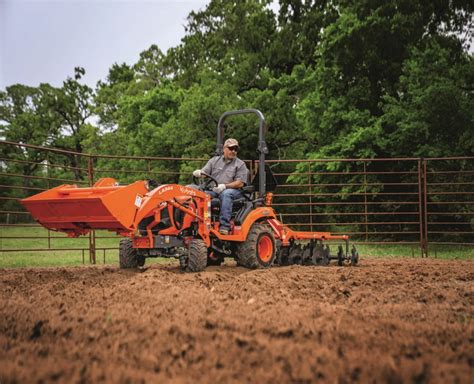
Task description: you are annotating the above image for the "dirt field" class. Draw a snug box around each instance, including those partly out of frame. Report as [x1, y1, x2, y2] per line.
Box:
[0, 258, 472, 383]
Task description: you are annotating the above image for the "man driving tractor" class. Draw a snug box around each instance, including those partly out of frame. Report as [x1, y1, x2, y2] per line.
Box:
[193, 138, 249, 235]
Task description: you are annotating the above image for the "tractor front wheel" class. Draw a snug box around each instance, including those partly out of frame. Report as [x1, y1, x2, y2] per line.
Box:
[236, 224, 276, 269]
[119, 238, 145, 269]
[186, 239, 208, 272]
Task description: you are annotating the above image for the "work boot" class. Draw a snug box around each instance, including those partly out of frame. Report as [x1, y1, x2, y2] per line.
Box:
[219, 228, 229, 235]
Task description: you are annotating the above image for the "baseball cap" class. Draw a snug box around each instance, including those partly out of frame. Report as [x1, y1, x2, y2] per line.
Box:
[224, 138, 239, 148]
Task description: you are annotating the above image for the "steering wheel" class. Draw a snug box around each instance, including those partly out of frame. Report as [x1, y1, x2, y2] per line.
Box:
[193, 171, 219, 191]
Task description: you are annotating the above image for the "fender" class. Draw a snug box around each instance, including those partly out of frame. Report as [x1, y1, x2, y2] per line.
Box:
[213, 206, 277, 241]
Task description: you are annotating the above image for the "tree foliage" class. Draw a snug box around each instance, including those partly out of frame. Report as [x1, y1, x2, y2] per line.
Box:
[1, 0, 473, 171]
[1, 0, 473, 238]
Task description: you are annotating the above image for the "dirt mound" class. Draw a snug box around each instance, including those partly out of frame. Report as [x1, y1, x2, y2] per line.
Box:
[0, 258, 472, 383]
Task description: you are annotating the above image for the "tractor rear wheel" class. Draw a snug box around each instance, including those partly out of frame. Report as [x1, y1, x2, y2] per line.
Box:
[235, 223, 276, 269]
[186, 239, 208, 272]
[119, 238, 145, 269]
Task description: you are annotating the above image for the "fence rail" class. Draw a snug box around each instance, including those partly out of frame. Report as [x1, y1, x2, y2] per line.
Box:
[1, 140, 472, 263]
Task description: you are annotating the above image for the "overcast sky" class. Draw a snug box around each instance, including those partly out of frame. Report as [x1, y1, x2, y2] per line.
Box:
[0, 0, 210, 89]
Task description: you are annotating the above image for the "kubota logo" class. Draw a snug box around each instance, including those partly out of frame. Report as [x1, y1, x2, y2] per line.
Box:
[157, 185, 173, 195]
[178, 186, 197, 196]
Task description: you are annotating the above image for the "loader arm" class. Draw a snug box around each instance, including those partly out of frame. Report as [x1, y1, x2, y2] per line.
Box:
[133, 184, 213, 246]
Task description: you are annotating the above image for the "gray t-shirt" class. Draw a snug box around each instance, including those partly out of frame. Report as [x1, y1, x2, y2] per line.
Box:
[202, 156, 249, 185]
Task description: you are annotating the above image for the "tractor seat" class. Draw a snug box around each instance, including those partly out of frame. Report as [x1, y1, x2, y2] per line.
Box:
[210, 197, 247, 211]
[209, 186, 255, 226]
[210, 186, 254, 214]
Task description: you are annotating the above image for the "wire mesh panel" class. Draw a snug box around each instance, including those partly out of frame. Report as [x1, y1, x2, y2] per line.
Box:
[0, 144, 90, 222]
[424, 158, 474, 255]
[0, 142, 94, 264]
[0, 141, 210, 264]
[1, 140, 472, 263]
[268, 158, 423, 245]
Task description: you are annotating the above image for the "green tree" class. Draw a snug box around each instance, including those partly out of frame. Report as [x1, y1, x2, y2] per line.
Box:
[167, 0, 277, 89]
[0, 83, 62, 195]
[92, 83, 185, 183]
[134, 44, 173, 87]
[45, 67, 97, 179]
[272, 0, 333, 73]
[381, 37, 474, 157]
[0, 83, 59, 146]
[298, 0, 473, 160]
[95, 62, 135, 130]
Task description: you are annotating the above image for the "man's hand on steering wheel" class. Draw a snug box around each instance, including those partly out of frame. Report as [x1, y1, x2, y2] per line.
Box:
[192, 171, 219, 191]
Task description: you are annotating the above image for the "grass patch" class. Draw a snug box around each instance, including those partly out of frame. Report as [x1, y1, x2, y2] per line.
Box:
[0, 226, 170, 268]
[0, 226, 472, 268]
[354, 243, 473, 259]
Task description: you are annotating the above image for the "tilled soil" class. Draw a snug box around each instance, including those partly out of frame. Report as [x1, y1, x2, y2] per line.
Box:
[0, 258, 473, 383]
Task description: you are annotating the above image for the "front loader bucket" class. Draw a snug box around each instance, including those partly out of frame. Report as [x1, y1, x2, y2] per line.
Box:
[20, 178, 148, 237]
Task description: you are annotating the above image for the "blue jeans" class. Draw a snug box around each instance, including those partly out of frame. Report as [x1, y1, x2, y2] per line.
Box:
[206, 189, 243, 230]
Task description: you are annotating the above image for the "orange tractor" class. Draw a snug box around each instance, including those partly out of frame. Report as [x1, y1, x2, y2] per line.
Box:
[21, 109, 359, 271]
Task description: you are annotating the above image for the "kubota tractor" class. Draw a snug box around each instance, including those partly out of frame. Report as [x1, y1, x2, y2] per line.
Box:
[21, 109, 359, 271]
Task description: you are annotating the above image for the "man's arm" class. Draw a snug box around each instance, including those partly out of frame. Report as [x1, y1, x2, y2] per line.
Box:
[200, 158, 214, 176]
[225, 180, 244, 189]
[232, 161, 249, 189]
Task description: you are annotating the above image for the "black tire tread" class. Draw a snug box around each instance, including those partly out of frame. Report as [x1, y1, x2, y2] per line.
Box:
[186, 239, 208, 272]
[119, 238, 144, 269]
[235, 224, 275, 269]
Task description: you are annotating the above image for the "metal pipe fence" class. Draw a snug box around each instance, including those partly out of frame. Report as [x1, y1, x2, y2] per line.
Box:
[0, 140, 472, 263]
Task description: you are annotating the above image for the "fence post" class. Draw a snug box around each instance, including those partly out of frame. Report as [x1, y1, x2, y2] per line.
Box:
[87, 156, 96, 264]
[308, 161, 313, 232]
[87, 156, 95, 186]
[418, 158, 428, 258]
[423, 159, 429, 257]
[46, 152, 51, 189]
[363, 161, 369, 242]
